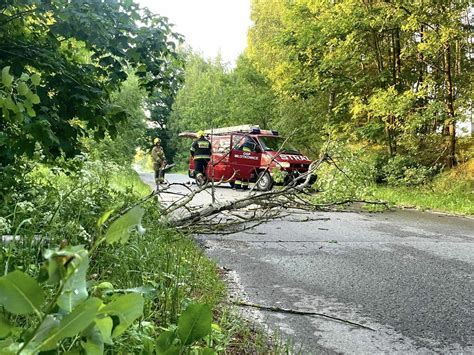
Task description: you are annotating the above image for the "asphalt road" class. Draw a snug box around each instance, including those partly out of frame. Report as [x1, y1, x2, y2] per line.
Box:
[140, 171, 474, 353]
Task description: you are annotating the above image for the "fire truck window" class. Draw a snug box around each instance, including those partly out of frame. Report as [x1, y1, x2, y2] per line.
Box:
[258, 136, 299, 153]
[232, 135, 245, 150]
[213, 137, 230, 153]
[234, 136, 258, 152]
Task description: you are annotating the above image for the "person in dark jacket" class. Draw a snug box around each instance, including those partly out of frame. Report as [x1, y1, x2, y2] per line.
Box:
[191, 130, 212, 185]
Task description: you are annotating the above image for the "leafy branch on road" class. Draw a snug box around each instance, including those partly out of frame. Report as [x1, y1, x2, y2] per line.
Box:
[150, 152, 386, 234]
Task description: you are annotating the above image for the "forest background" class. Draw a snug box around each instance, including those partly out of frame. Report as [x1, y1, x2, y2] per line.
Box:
[167, 0, 473, 214]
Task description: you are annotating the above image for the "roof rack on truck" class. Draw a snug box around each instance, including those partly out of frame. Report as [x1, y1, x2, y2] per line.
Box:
[178, 125, 279, 138]
[205, 124, 279, 136]
[203, 124, 260, 135]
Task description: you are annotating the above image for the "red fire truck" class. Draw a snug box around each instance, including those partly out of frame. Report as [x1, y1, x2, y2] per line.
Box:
[179, 125, 315, 191]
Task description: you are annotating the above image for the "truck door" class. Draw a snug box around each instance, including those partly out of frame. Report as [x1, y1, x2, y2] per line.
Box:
[208, 135, 233, 182]
[229, 134, 261, 180]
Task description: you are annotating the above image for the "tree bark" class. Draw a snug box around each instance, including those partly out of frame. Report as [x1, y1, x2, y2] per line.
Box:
[443, 42, 457, 168]
[385, 117, 395, 156]
[393, 27, 402, 89]
[372, 32, 383, 73]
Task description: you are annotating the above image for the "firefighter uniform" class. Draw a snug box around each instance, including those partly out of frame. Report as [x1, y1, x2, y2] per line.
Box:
[191, 132, 212, 179]
[235, 146, 251, 190]
[151, 138, 166, 186]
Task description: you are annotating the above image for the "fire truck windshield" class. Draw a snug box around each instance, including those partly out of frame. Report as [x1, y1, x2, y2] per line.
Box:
[258, 136, 299, 153]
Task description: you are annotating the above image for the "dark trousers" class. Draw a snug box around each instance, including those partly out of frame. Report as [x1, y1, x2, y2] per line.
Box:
[195, 159, 209, 176]
[154, 168, 165, 183]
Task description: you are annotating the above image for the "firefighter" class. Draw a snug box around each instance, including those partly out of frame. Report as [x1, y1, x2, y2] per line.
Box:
[191, 130, 212, 186]
[151, 137, 166, 187]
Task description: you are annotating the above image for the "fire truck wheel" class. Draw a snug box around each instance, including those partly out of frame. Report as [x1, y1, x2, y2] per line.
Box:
[196, 173, 207, 187]
[256, 171, 273, 191]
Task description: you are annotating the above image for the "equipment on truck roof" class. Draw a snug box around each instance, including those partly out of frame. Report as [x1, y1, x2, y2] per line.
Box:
[178, 124, 279, 138]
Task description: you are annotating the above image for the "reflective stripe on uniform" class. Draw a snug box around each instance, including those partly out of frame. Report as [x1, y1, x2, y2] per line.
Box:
[198, 141, 210, 148]
[194, 155, 210, 160]
[235, 180, 241, 185]
[242, 181, 249, 186]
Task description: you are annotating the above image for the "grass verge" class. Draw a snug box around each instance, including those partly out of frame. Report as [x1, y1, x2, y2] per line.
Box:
[369, 185, 474, 215]
[105, 168, 290, 353]
[368, 161, 473, 215]
[1, 161, 291, 353]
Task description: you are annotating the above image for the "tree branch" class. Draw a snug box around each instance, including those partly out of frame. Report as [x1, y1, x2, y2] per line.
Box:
[234, 300, 376, 331]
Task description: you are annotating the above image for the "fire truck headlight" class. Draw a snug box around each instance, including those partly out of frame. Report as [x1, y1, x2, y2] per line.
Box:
[279, 162, 291, 168]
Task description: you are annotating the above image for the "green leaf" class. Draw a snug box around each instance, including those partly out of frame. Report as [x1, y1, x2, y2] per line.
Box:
[20, 73, 30, 81]
[57, 250, 89, 312]
[0, 338, 21, 354]
[44, 246, 89, 312]
[4, 97, 17, 112]
[0, 314, 12, 339]
[30, 93, 40, 105]
[155, 330, 179, 355]
[30, 73, 41, 86]
[26, 106, 36, 117]
[18, 82, 29, 96]
[97, 208, 115, 228]
[35, 298, 103, 352]
[0, 270, 45, 315]
[22, 315, 60, 353]
[14, 112, 23, 122]
[202, 348, 216, 355]
[99, 293, 144, 337]
[81, 325, 104, 355]
[95, 317, 113, 345]
[96, 282, 114, 292]
[2, 66, 13, 87]
[104, 206, 145, 244]
[177, 303, 212, 345]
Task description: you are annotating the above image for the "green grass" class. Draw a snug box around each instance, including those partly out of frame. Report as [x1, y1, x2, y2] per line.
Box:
[104, 169, 291, 353]
[368, 160, 474, 215]
[369, 183, 474, 215]
[110, 168, 152, 197]
[2, 161, 295, 353]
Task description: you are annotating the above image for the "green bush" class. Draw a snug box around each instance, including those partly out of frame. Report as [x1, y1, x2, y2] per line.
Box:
[313, 143, 375, 203]
[0, 160, 228, 353]
[381, 155, 439, 187]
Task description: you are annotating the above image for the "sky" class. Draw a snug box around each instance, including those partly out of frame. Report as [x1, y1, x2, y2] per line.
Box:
[137, 0, 252, 65]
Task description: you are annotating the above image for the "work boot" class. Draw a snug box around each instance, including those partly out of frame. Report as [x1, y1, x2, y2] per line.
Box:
[196, 173, 206, 187]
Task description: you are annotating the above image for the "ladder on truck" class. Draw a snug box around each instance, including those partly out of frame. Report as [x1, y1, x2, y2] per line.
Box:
[204, 124, 260, 135]
[178, 124, 279, 138]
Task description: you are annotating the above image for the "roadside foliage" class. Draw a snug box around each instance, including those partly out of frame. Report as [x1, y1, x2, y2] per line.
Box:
[0, 0, 182, 165]
[0, 1, 229, 354]
[247, 0, 473, 169]
[0, 206, 216, 354]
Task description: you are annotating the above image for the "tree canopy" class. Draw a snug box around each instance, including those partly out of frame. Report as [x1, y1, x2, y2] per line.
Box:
[0, 0, 182, 165]
[247, 0, 473, 167]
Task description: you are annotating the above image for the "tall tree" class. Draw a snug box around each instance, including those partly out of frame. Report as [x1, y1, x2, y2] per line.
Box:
[168, 52, 279, 165]
[227, 55, 277, 129]
[247, 0, 473, 166]
[0, 0, 182, 165]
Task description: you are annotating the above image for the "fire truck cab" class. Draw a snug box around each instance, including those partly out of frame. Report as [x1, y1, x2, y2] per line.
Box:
[179, 125, 315, 191]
